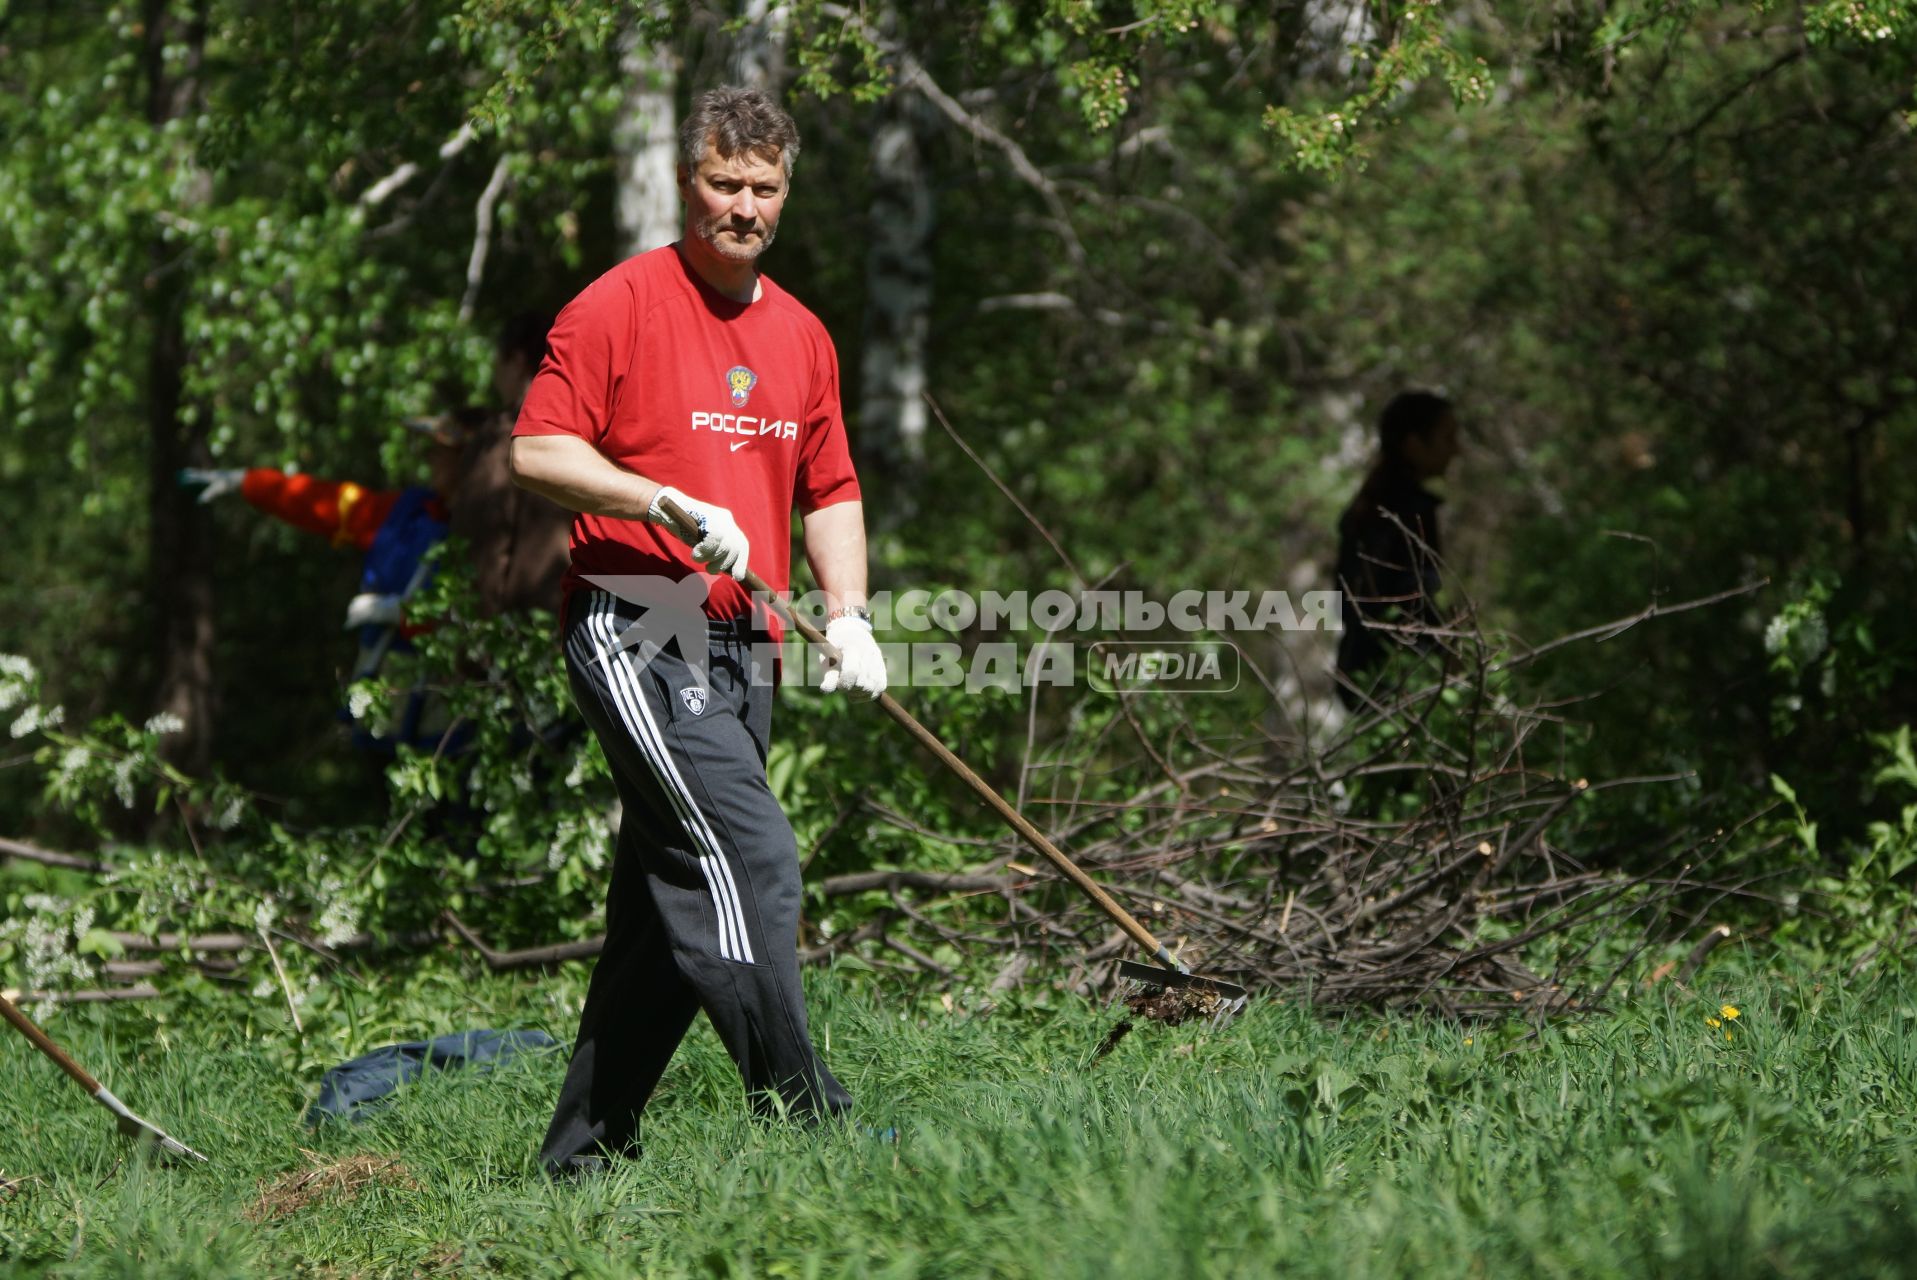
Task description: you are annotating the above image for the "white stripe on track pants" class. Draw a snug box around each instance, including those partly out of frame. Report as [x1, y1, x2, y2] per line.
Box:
[538, 590, 851, 1172]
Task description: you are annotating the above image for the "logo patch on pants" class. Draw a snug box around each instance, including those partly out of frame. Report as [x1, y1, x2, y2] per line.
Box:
[680, 686, 708, 716]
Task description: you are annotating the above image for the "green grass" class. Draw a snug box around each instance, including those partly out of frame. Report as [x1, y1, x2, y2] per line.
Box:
[2, 957, 1915, 1278]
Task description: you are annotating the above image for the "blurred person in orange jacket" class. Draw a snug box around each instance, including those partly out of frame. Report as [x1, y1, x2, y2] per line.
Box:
[179, 413, 480, 751]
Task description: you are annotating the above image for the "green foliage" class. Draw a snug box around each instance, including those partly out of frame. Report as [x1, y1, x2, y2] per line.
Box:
[1290, 1, 1917, 886]
[1767, 729, 1917, 969]
[349, 552, 610, 940]
[1264, 0, 1494, 171]
[0, 551, 609, 998]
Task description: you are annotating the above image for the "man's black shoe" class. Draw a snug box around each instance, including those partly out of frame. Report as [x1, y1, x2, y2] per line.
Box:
[544, 1152, 614, 1182]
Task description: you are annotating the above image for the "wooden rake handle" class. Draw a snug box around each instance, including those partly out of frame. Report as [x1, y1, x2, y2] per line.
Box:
[656, 496, 1180, 971]
[1, 990, 104, 1092]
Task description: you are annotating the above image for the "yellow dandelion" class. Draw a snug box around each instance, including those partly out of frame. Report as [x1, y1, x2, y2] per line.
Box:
[1706, 1016, 1721, 1029]
[1726, 1030, 1734, 1043]
[1720, 1005, 1740, 1021]
[1464, 1037, 1473, 1046]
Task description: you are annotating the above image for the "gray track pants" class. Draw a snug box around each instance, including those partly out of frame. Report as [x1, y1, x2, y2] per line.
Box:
[538, 589, 851, 1171]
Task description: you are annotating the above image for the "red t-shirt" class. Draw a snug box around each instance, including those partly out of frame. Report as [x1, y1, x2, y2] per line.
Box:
[512, 245, 861, 630]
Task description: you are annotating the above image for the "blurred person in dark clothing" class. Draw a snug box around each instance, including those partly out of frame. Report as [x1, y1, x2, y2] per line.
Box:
[1334, 391, 1460, 706]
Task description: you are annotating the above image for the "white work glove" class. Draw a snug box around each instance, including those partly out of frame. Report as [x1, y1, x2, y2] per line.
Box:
[178, 467, 245, 504]
[819, 615, 887, 701]
[343, 592, 405, 629]
[647, 485, 750, 581]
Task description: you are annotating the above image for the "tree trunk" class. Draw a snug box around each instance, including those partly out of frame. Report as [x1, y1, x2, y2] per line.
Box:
[614, 24, 680, 258]
[858, 84, 934, 518]
[1301, 0, 1374, 80]
[142, 0, 214, 775]
[728, 0, 789, 91]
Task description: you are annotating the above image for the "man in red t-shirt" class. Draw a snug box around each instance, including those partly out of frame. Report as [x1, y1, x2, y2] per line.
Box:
[510, 85, 889, 1176]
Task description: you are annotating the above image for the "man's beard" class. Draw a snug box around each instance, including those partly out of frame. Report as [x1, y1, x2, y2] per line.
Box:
[693, 211, 778, 262]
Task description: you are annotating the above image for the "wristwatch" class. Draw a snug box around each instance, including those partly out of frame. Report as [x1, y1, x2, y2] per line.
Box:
[827, 604, 872, 625]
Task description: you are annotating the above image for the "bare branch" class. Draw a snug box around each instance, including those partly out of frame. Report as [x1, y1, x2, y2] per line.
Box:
[0, 837, 115, 875]
[359, 121, 477, 209]
[819, 868, 1016, 897]
[458, 154, 513, 323]
[442, 912, 603, 970]
[11, 985, 162, 1004]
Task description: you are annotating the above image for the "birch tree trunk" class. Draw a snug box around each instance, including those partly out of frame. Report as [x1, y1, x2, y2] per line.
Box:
[858, 86, 934, 509]
[728, 0, 789, 92]
[143, 0, 214, 774]
[614, 25, 680, 259]
[1301, 0, 1375, 80]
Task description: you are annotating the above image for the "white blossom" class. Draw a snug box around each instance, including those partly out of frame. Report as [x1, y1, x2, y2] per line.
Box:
[1764, 606, 1828, 665]
[212, 793, 246, 831]
[315, 899, 361, 948]
[56, 744, 90, 779]
[110, 755, 140, 807]
[1763, 612, 1790, 656]
[313, 877, 360, 947]
[7, 705, 37, 738]
[142, 711, 186, 736]
[15, 895, 89, 992]
[0, 654, 37, 713]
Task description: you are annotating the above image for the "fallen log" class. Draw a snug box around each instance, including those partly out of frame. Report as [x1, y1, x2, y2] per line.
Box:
[8, 985, 161, 1004]
[109, 931, 249, 953]
[0, 837, 116, 876]
[102, 958, 237, 981]
[441, 912, 604, 970]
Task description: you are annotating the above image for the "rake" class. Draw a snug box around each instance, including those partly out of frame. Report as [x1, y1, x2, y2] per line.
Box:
[0, 990, 208, 1163]
[656, 498, 1248, 1023]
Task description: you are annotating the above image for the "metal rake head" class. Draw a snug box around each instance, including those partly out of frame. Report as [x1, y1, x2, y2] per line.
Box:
[1117, 961, 1250, 1027]
[94, 1087, 208, 1164]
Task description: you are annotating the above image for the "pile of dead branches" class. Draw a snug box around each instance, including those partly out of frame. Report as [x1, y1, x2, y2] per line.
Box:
[800, 588, 1765, 1017]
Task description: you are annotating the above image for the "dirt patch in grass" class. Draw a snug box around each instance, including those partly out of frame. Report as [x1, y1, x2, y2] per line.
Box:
[1125, 982, 1223, 1026]
[245, 1149, 418, 1223]
[1094, 981, 1233, 1060]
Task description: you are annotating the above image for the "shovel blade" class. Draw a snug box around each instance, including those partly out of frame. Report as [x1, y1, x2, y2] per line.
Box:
[1118, 961, 1250, 1024]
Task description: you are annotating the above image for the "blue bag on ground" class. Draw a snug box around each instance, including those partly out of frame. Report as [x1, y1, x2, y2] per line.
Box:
[306, 1029, 558, 1125]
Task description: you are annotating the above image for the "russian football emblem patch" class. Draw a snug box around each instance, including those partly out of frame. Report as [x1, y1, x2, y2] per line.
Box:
[725, 365, 758, 407]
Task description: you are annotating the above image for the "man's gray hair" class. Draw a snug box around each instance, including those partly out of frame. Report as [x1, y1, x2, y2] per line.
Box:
[678, 85, 801, 180]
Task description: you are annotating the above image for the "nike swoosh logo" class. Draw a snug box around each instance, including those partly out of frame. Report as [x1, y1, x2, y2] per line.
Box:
[729, 440, 750, 452]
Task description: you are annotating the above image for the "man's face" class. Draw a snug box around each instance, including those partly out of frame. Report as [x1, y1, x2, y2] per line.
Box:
[679, 140, 788, 266]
